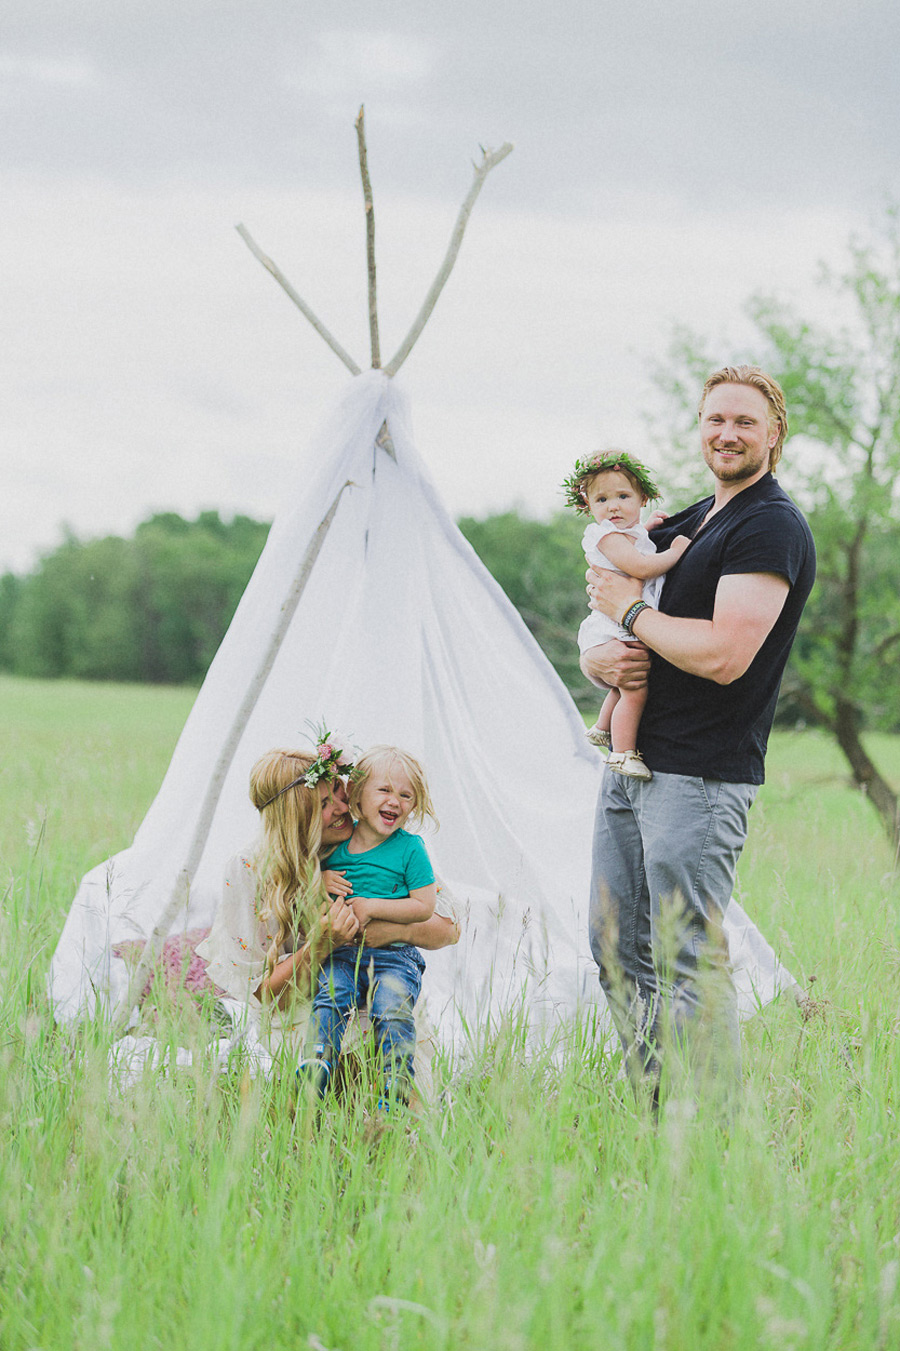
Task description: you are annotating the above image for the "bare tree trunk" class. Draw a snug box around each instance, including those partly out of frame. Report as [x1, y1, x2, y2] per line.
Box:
[836, 519, 865, 684]
[777, 677, 899, 861]
[833, 696, 900, 861]
[825, 513, 900, 858]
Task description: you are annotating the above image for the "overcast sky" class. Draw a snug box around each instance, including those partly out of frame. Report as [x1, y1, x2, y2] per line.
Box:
[3, 0, 898, 572]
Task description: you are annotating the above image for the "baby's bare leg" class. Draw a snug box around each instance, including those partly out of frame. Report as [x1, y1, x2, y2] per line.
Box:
[596, 687, 619, 732]
[584, 687, 619, 748]
[610, 684, 648, 753]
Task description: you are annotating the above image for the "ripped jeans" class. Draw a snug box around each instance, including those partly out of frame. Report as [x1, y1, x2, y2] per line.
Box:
[308, 943, 425, 1093]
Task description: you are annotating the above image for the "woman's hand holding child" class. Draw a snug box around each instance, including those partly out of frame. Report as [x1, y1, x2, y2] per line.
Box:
[315, 896, 360, 949]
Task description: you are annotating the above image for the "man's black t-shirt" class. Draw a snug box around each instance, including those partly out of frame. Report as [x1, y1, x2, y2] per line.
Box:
[639, 473, 815, 784]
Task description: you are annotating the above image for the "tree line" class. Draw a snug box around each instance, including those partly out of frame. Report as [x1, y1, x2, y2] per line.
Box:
[0, 512, 270, 686]
[6, 492, 897, 729]
[0, 504, 596, 702]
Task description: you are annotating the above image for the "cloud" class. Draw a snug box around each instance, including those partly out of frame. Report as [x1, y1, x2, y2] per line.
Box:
[0, 51, 97, 85]
[0, 168, 859, 573]
[297, 31, 434, 92]
[1, 1, 897, 571]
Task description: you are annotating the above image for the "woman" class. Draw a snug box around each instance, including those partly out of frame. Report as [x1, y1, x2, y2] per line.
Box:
[197, 742, 459, 1096]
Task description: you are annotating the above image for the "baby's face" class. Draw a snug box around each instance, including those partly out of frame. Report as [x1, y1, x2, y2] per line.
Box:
[584, 470, 646, 530]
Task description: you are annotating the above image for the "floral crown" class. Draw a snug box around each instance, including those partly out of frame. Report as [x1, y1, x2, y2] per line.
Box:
[302, 723, 358, 786]
[561, 450, 661, 514]
[259, 722, 359, 810]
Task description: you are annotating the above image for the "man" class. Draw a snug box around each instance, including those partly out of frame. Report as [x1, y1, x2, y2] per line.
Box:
[584, 365, 815, 1103]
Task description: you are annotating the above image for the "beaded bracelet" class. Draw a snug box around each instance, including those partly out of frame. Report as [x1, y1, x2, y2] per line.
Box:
[620, 600, 649, 635]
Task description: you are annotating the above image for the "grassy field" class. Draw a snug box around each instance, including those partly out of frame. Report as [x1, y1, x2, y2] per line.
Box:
[2, 674, 900, 1350]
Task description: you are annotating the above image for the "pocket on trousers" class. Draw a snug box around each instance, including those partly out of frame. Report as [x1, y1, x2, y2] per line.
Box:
[701, 779, 757, 843]
[696, 777, 721, 813]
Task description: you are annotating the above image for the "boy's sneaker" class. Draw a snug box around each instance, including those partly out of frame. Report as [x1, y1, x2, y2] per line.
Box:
[585, 724, 611, 750]
[296, 1057, 332, 1097]
[607, 751, 652, 781]
[380, 1076, 411, 1111]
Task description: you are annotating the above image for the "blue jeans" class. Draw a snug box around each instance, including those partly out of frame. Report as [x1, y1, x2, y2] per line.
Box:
[589, 770, 757, 1097]
[309, 944, 425, 1089]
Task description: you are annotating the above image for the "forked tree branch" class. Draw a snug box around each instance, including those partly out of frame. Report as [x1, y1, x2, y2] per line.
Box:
[870, 629, 900, 663]
[384, 141, 514, 376]
[355, 105, 381, 368]
[235, 222, 362, 375]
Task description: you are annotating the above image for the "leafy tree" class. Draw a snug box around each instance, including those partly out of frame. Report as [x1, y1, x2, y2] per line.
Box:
[3, 513, 270, 685]
[0, 573, 22, 671]
[6, 532, 141, 680]
[651, 210, 900, 851]
[132, 514, 268, 683]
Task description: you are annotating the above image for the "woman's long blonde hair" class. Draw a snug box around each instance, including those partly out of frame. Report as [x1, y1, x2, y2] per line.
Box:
[249, 749, 327, 974]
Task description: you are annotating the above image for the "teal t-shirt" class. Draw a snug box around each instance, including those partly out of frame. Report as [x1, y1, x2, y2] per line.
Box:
[325, 829, 434, 898]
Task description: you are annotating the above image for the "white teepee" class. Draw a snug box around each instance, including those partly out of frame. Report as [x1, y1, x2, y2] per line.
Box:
[48, 126, 796, 1047]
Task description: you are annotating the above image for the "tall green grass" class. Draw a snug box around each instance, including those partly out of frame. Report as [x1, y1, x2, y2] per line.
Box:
[2, 676, 899, 1350]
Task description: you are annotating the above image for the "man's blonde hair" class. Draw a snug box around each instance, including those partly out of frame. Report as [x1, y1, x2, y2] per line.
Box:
[698, 365, 789, 472]
[350, 745, 438, 831]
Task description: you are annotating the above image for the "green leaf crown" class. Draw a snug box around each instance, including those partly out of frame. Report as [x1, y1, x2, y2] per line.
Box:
[561, 450, 661, 514]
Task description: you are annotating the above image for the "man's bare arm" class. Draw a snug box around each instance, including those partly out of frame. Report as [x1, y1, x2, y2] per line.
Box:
[365, 912, 460, 950]
[628, 572, 789, 684]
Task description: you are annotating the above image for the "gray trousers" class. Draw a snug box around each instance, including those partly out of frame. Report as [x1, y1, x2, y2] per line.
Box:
[589, 770, 757, 1095]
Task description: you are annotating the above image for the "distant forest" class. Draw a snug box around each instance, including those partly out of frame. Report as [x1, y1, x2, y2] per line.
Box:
[6, 507, 889, 733]
[0, 509, 596, 705]
[0, 513, 270, 687]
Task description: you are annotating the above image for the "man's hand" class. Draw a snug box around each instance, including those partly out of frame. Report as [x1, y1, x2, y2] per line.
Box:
[586, 564, 641, 621]
[349, 897, 375, 929]
[580, 639, 651, 691]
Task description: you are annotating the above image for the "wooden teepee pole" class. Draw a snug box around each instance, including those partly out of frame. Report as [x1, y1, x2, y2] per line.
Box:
[113, 479, 356, 1024]
[235, 224, 362, 375]
[355, 105, 381, 369]
[384, 141, 513, 376]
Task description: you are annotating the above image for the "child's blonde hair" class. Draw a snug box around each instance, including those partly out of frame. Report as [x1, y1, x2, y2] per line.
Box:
[249, 748, 328, 974]
[350, 745, 438, 831]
